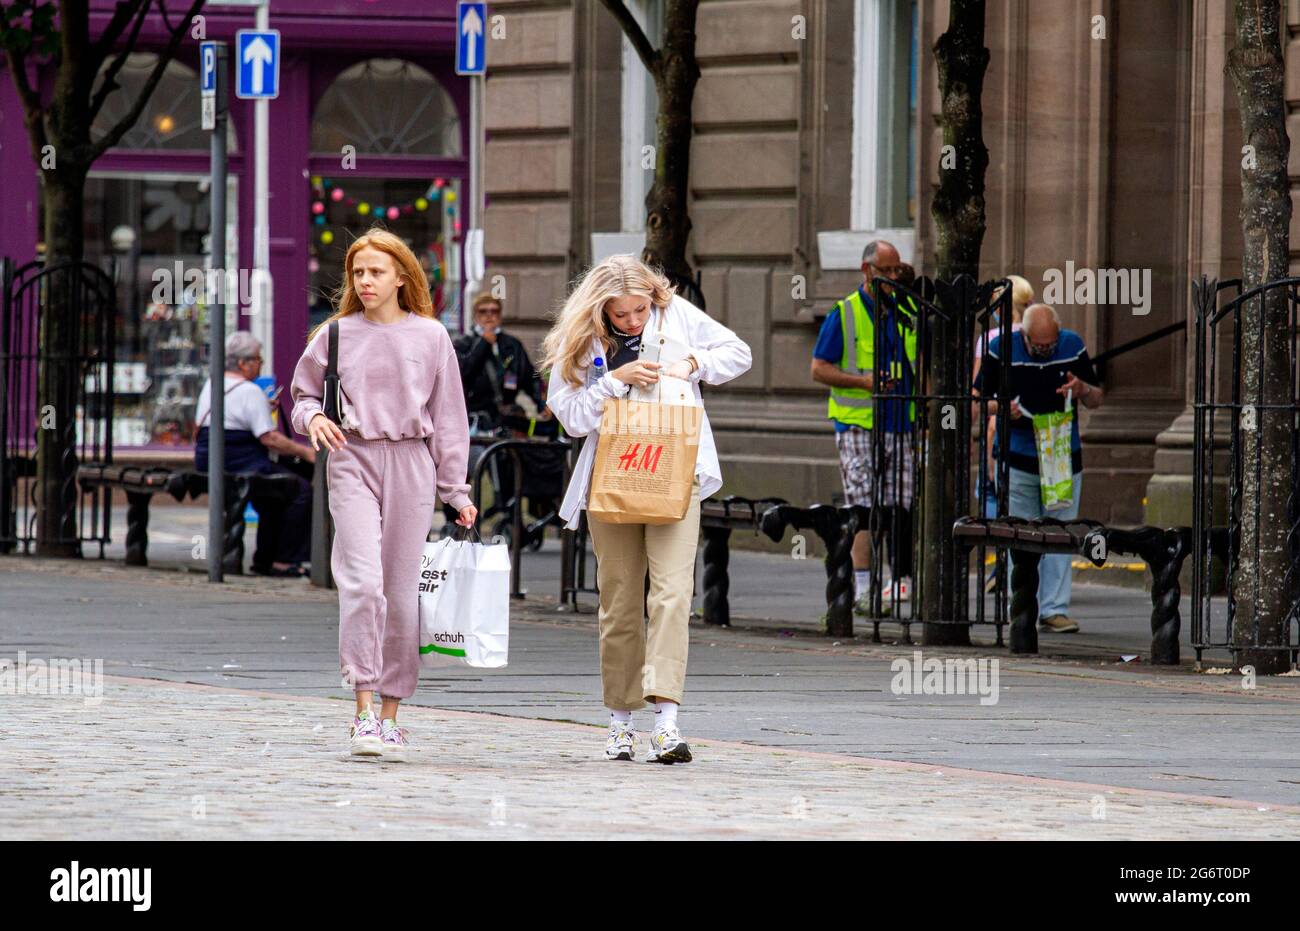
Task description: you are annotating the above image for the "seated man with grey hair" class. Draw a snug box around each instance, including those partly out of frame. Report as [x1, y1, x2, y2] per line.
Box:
[194, 331, 317, 577]
[975, 302, 1103, 632]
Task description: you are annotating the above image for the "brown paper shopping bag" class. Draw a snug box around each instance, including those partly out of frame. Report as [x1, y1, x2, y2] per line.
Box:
[587, 397, 704, 524]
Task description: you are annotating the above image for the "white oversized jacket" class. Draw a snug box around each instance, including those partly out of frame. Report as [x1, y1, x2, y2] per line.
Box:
[546, 293, 753, 529]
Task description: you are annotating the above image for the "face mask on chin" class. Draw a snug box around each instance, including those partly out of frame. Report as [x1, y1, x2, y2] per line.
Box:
[1025, 334, 1058, 361]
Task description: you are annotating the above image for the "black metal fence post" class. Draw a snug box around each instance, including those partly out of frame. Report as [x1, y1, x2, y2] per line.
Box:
[1008, 548, 1040, 654]
[700, 522, 732, 626]
[0, 257, 12, 554]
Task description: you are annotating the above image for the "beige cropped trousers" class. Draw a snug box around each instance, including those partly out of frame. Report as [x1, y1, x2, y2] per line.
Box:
[585, 475, 702, 710]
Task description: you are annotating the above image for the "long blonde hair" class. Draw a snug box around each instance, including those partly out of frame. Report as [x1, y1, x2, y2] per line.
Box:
[539, 254, 676, 388]
[993, 274, 1034, 323]
[308, 227, 435, 343]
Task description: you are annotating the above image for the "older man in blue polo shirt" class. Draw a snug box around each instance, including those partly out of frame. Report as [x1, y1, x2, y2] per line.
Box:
[977, 303, 1103, 633]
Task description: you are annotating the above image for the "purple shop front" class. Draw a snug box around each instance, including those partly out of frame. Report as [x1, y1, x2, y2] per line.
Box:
[0, 0, 471, 459]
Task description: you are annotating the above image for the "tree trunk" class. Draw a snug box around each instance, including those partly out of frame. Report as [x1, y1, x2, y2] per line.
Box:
[1227, 0, 1292, 675]
[922, 0, 988, 645]
[5, 0, 204, 557]
[642, 0, 701, 304]
[34, 167, 89, 558]
[930, 0, 989, 281]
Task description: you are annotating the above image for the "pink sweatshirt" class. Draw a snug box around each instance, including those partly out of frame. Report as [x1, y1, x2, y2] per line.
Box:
[289, 310, 473, 511]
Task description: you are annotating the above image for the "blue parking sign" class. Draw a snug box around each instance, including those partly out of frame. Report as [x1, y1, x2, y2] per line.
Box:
[457, 2, 486, 75]
[200, 42, 218, 94]
[236, 29, 280, 99]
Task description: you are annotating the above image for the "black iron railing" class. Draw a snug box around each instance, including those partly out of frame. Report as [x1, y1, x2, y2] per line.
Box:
[1, 258, 116, 556]
[1191, 275, 1300, 668]
[849, 275, 1014, 641]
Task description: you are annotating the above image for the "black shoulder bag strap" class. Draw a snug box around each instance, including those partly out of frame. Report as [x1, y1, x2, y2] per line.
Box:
[323, 320, 341, 425]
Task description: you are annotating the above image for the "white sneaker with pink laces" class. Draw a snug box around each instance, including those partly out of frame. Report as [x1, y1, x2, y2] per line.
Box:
[349, 708, 383, 757]
[380, 718, 410, 762]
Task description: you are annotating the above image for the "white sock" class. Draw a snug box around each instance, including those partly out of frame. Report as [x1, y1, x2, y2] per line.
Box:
[855, 570, 871, 598]
[610, 709, 632, 725]
[654, 701, 678, 729]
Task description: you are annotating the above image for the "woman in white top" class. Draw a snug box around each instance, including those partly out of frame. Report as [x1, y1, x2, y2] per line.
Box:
[540, 255, 752, 763]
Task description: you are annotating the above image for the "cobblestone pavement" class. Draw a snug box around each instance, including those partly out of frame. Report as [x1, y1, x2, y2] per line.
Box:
[4, 676, 1298, 840]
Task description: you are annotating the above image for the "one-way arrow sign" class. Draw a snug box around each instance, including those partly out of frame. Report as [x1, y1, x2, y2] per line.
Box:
[457, 2, 486, 75]
[236, 29, 280, 99]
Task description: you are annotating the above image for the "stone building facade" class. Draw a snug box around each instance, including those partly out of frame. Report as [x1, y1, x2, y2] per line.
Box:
[0, 0, 1281, 530]
[486, 0, 1289, 534]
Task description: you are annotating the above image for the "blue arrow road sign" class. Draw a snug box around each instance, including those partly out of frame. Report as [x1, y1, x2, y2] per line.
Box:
[200, 42, 217, 94]
[236, 29, 280, 99]
[457, 2, 486, 75]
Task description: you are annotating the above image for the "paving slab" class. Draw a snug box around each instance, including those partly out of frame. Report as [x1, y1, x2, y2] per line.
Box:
[4, 675, 1297, 840]
[4, 556, 1298, 816]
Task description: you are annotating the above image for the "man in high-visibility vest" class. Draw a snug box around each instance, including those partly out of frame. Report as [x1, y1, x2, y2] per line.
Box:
[810, 240, 918, 610]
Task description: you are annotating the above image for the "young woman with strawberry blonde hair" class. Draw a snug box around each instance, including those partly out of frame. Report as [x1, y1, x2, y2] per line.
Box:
[290, 227, 476, 761]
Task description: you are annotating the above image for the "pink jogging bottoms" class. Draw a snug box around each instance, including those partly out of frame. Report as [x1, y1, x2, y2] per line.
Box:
[327, 434, 439, 700]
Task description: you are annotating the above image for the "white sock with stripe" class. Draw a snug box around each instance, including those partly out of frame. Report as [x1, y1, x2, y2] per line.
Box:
[654, 701, 678, 729]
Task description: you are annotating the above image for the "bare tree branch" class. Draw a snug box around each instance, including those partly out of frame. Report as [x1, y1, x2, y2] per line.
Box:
[88, 0, 154, 124]
[156, 0, 180, 36]
[89, 0, 150, 68]
[597, 0, 660, 80]
[87, 0, 203, 161]
[2, 42, 50, 160]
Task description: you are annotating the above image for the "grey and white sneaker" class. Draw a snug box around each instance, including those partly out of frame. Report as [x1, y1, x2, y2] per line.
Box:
[854, 595, 891, 617]
[646, 723, 693, 764]
[349, 708, 383, 757]
[605, 721, 639, 761]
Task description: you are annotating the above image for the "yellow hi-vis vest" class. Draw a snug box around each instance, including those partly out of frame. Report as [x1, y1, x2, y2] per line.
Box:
[826, 288, 919, 430]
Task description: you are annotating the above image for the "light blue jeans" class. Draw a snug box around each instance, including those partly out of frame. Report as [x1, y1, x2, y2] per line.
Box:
[1007, 467, 1082, 619]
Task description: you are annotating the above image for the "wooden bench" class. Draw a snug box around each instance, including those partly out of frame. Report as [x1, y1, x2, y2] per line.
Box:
[951, 516, 1196, 663]
[699, 495, 789, 626]
[757, 503, 877, 638]
[77, 462, 302, 572]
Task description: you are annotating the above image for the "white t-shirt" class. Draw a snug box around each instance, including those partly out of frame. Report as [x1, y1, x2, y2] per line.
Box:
[194, 374, 275, 438]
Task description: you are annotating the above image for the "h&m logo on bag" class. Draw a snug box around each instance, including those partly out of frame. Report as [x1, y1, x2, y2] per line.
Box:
[420, 567, 449, 594]
[617, 442, 663, 473]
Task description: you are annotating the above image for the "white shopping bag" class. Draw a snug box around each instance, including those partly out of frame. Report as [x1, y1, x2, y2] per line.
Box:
[418, 526, 510, 668]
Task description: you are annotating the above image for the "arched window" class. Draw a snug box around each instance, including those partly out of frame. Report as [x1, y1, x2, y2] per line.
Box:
[91, 52, 237, 152]
[311, 58, 460, 157]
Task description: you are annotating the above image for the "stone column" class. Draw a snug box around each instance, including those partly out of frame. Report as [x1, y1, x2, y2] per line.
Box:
[1144, 0, 1242, 530]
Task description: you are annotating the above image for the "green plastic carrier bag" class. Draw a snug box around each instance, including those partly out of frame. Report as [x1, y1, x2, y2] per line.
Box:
[1030, 397, 1074, 511]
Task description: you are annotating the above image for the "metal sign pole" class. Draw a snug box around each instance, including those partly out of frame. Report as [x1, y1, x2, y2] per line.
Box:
[457, 1, 487, 338]
[252, 1, 273, 373]
[208, 44, 229, 583]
